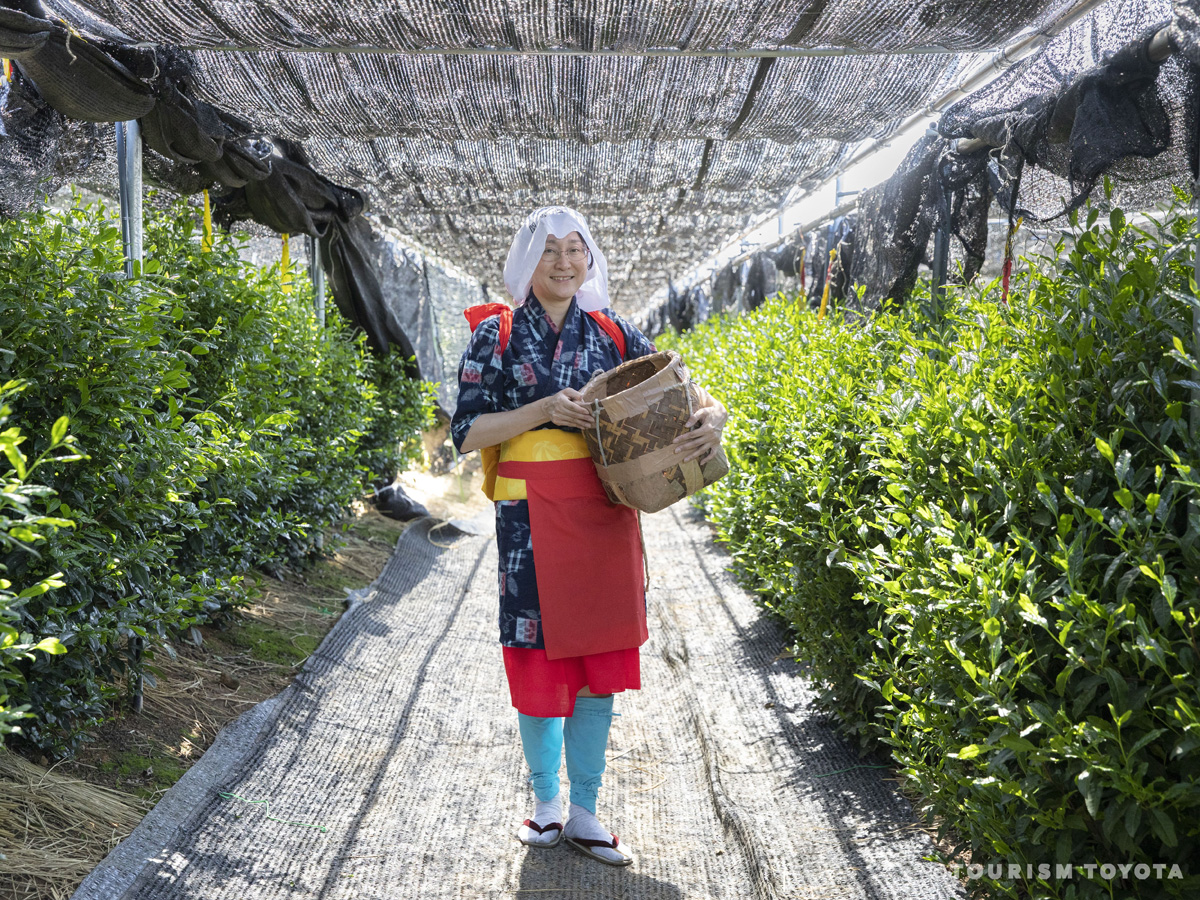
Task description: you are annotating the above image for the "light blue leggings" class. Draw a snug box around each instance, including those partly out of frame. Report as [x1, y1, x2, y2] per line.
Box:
[518, 695, 615, 814]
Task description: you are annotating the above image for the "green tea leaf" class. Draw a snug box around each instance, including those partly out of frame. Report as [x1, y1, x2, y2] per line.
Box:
[32, 637, 66, 655]
[1148, 808, 1178, 847]
[1076, 770, 1102, 818]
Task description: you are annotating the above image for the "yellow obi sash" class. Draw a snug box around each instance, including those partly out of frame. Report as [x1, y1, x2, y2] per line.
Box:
[491, 429, 591, 501]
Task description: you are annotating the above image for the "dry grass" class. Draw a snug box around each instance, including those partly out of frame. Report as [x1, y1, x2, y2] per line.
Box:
[0, 467, 491, 900]
[0, 752, 151, 900]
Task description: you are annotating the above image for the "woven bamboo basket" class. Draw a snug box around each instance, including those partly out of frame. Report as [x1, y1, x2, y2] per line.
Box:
[580, 350, 728, 513]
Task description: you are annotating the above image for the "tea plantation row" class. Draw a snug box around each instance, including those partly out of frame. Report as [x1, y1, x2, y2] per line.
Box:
[0, 198, 435, 756]
[664, 201, 1200, 898]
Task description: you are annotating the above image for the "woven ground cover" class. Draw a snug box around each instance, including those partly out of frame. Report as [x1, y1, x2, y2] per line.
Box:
[75, 513, 961, 899]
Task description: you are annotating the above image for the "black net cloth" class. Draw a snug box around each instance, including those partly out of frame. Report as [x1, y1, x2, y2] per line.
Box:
[657, 281, 713, 335]
[939, 0, 1192, 222]
[5, 0, 1200, 337]
[770, 236, 807, 280]
[4, 0, 1089, 311]
[170, 46, 973, 306]
[850, 154, 929, 311]
[318, 215, 418, 369]
[802, 214, 854, 308]
[0, 70, 106, 217]
[845, 133, 991, 310]
[170, 51, 979, 146]
[1172, 0, 1200, 71]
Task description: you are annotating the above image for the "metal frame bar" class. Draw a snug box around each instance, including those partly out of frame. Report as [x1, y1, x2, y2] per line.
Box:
[728, 197, 858, 270]
[115, 120, 143, 278]
[172, 42, 973, 59]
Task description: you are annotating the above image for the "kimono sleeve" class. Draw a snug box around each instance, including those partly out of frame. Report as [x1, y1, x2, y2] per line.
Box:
[612, 313, 657, 360]
[451, 316, 506, 454]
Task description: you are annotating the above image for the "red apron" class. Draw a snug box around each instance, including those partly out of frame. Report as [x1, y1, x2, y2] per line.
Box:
[497, 456, 647, 660]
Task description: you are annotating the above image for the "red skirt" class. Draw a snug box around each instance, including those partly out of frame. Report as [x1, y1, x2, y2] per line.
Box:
[502, 645, 641, 717]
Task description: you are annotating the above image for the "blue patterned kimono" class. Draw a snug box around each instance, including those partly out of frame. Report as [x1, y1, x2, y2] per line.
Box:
[451, 295, 655, 649]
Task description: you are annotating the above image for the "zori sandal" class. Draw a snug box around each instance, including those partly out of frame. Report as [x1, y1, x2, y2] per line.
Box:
[564, 832, 634, 867]
[517, 818, 563, 848]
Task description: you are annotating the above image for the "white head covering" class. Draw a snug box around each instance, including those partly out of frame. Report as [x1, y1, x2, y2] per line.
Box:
[503, 206, 610, 312]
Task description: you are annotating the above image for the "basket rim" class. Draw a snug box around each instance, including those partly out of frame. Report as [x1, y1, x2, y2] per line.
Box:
[581, 349, 684, 402]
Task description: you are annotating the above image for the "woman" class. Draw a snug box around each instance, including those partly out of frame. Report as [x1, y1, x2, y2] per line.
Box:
[452, 206, 725, 867]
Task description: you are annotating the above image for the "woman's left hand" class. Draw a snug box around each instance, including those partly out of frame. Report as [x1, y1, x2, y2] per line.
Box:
[673, 404, 727, 463]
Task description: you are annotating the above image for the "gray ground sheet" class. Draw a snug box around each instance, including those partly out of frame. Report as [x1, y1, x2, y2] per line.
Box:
[75, 508, 964, 900]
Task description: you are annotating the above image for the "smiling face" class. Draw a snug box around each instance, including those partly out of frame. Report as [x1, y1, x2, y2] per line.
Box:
[529, 231, 589, 306]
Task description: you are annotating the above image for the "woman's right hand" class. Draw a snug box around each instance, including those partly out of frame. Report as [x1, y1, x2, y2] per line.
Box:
[542, 388, 594, 431]
[459, 388, 594, 451]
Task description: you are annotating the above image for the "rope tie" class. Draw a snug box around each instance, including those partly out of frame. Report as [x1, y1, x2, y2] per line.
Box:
[1001, 216, 1023, 305]
[427, 520, 469, 548]
[637, 512, 650, 591]
[592, 399, 608, 466]
[56, 17, 82, 64]
[219, 791, 328, 833]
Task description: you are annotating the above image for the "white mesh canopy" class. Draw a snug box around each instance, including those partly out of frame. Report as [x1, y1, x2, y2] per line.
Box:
[56, 0, 1080, 54]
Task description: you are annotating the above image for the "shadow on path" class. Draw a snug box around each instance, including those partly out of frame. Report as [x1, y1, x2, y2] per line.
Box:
[517, 845, 685, 900]
[660, 503, 958, 900]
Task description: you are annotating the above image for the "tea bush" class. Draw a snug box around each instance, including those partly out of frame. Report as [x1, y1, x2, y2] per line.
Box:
[0, 198, 434, 755]
[666, 198, 1200, 898]
[1, 385, 76, 738]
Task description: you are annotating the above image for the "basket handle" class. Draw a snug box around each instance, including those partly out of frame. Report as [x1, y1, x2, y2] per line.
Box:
[583, 366, 607, 390]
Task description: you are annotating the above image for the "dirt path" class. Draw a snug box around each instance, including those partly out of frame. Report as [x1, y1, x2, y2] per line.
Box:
[73, 504, 962, 900]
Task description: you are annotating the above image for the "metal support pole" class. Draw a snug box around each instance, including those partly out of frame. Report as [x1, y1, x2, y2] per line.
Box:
[931, 223, 950, 320]
[834, 175, 860, 206]
[115, 120, 144, 713]
[310, 235, 326, 326]
[115, 120, 143, 278]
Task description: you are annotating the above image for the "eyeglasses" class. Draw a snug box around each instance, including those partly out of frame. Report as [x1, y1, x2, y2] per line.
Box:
[542, 247, 588, 262]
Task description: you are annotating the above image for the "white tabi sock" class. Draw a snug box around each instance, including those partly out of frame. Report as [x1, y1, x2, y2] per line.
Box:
[532, 792, 563, 828]
[564, 803, 634, 863]
[517, 791, 563, 846]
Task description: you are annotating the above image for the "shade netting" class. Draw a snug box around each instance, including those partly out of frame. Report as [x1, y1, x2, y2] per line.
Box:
[3, 0, 1197, 346]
